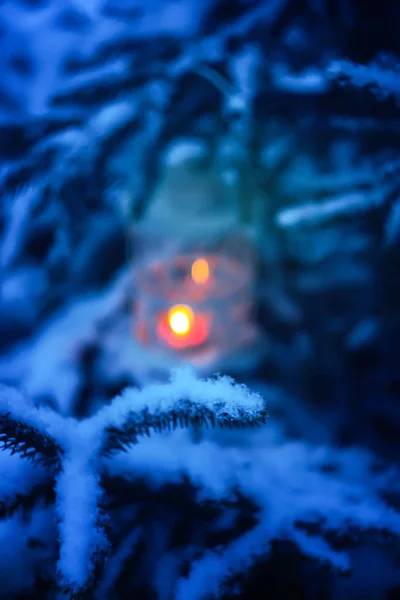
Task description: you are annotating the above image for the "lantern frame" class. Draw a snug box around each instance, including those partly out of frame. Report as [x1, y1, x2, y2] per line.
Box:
[128, 226, 265, 383]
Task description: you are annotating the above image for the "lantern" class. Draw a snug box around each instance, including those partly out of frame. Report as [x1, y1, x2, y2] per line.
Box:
[123, 138, 265, 383]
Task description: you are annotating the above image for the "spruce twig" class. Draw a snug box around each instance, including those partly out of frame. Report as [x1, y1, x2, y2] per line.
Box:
[102, 403, 268, 456]
[0, 413, 63, 469]
[0, 372, 267, 597]
[0, 480, 56, 520]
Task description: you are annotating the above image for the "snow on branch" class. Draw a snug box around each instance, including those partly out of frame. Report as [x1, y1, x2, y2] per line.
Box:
[95, 367, 266, 453]
[55, 437, 109, 594]
[1, 368, 400, 598]
[109, 430, 400, 599]
[0, 185, 43, 271]
[0, 435, 53, 526]
[1, 372, 399, 598]
[275, 189, 386, 229]
[0, 480, 55, 521]
[326, 55, 400, 101]
[0, 369, 266, 596]
[0, 385, 64, 468]
[0, 413, 62, 468]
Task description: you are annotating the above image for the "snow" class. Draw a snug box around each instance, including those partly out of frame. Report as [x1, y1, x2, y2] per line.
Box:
[55, 440, 108, 591]
[0, 441, 49, 504]
[327, 57, 400, 101]
[0, 0, 212, 123]
[164, 139, 209, 167]
[1, 369, 267, 592]
[0, 268, 131, 415]
[0, 419, 58, 596]
[275, 190, 385, 229]
[271, 65, 329, 93]
[0, 384, 66, 444]
[93, 367, 266, 433]
[55, 58, 131, 96]
[87, 100, 137, 140]
[107, 425, 400, 598]
[1, 334, 399, 596]
[0, 186, 42, 270]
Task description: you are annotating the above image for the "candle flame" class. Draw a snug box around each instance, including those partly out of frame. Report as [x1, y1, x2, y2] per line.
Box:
[168, 305, 193, 336]
[191, 258, 210, 284]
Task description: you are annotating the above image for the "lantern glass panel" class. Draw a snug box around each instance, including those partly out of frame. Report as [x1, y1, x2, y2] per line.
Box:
[131, 225, 261, 375]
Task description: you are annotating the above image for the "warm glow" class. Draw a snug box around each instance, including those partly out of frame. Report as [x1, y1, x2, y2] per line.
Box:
[191, 258, 210, 284]
[168, 305, 193, 335]
[157, 305, 210, 348]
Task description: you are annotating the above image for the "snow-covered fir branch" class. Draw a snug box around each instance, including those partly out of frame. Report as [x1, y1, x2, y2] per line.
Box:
[0, 369, 266, 595]
[1, 371, 400, 598]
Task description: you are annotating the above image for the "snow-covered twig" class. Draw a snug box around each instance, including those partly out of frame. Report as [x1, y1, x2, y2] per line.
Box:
[327, 56, 400, 102]
[0, 369, 266, 596]
[275, 189, 386, 229]
[109, 430, 400, 599]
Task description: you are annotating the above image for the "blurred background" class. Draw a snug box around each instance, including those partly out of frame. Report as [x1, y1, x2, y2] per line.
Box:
[0, 0, 400, 596]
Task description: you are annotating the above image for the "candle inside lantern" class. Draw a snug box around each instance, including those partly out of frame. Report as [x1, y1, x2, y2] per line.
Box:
[156, 303, 210, 349]
[191, 257, 210, 285]
[168, 305, 193, 335]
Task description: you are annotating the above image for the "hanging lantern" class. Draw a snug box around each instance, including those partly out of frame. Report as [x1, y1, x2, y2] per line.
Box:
[131, 242, 262, 380]
[118, 120, 265, 381]
[124, 138, 264, 382]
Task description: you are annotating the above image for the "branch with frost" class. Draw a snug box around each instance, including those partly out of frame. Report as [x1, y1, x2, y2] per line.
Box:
[0, 445, 55, 524]
[0, 185, 44, 271]
[1, 372, 400, 599]
[0, 385, 64, 468]
[0, 369, 266, 597]
[275, 188, 387, 230]
[280, 154, 400, 197]
[326, 55, 400, 102]
[0, 413, 63, 467]
[0, 480, 55, 521]
[106, 431, 400, 600]
[0, 0, 288, 215]
[97, 369, 267, 455]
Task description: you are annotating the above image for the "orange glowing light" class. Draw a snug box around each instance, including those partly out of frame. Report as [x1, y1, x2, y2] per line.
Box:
[191, 258, 210, 285]
[168, 305, 193, 336]
[157, 305, 210, 349]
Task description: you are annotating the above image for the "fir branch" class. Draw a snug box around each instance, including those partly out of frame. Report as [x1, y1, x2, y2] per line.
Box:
[102, 402, 268, 456]
[0, 371, 267, 594]
[96, 369, 267, 456]
[61, 545, 109, 600]
[60, 513, 111, 600]
[0, 479, 55, 520]
[0, 413, 63, 469]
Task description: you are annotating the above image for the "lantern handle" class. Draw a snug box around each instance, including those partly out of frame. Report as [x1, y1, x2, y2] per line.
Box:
[193, 64, 255, 228]
[193, 65, 236, 98]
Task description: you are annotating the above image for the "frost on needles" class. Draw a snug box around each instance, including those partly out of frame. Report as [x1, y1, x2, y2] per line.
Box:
[0, 370, 399, 599]
[0, 368, 266, 596]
